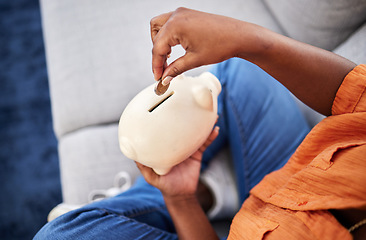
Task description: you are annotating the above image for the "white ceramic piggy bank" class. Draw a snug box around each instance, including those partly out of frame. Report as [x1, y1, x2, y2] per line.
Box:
[118, 72, 221, 175]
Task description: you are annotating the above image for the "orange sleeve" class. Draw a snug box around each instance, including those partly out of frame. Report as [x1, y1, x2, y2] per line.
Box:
[332, 64, 366, 115]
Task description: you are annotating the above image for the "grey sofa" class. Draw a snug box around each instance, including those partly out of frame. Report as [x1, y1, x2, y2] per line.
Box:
[40, 0, 366, 225]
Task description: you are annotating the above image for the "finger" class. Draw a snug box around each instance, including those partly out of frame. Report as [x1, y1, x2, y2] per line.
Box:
[190, 150, 203, 161]
[135, 162, 159, 184]
[150, 12, 173, 42]
[161, 52, 201, 82]
[199, 126, 220, 153]
[152, 40, 171, 81]
[152, 26, 183, 81]
[191, 126, 220, 160]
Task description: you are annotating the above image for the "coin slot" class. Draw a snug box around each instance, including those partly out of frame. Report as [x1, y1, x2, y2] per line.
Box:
[149, 92, 174, 112]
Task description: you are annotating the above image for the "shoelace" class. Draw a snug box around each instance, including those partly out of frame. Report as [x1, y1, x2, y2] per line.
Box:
[88, 171, 132, 202]
[348, 218, 366, 233]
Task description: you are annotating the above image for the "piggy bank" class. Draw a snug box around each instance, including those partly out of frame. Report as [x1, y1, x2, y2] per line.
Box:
[118, 72, 221, 175]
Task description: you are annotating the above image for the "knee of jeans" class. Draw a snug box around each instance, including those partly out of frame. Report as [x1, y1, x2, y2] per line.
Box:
[34, 208, 109, 239]
[209, 59, 233, 86]
[211, 58, 273, 97]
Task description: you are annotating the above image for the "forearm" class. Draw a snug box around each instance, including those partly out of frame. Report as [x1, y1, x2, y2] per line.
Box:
[235, 23, 356, 116]
[164, 194, 219, 240]
[151, 8, 356, 115]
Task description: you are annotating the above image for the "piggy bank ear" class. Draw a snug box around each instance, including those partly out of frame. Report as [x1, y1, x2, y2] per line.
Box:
[119, 136, 137, 160]
[192, 85, 213, 111]
[199, 72, 222, 94]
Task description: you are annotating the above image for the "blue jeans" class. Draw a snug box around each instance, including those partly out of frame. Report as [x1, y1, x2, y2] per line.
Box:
[34, 58, 310, 239]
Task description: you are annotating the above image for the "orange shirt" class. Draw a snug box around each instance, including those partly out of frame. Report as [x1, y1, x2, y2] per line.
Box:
[228, 65, 366, 240]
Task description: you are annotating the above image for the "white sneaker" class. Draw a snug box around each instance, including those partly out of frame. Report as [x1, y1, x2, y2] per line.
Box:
[200, 147, 240, 220]
[47, 203, 81, 222]
[48, 171, 132, 222]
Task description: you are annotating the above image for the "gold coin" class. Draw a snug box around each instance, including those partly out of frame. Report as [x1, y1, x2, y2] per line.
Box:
[154, 79, 170, 96]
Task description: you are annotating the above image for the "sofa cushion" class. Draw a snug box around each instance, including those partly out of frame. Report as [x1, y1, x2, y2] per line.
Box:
[58, 124, 139, 205]
[40, 0, 279, 138]
[263, 0, 366, 50]
[333, 23, 366, 65]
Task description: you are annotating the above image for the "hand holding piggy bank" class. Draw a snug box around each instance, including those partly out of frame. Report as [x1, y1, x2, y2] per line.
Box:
[118, 72, 221, 175]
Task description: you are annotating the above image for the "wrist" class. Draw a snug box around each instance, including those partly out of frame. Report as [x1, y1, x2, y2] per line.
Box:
[163, 190, 219, 240]
[234, 22, 273, 61]
[163, 193, 198, 206]
[163, 193, 203, 213]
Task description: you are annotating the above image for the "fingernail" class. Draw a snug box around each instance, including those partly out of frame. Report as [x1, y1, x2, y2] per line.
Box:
[162, 76, 173, 86]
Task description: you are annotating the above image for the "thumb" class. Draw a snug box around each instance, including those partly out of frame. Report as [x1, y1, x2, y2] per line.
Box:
[162, 52, 200, 83]
[135, 162, 159, 185]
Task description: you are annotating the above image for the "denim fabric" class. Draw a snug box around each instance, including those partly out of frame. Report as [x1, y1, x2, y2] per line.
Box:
[34, 58, 310, 239]
[203, 58, 310, 203]
[35, 177, 176, 240]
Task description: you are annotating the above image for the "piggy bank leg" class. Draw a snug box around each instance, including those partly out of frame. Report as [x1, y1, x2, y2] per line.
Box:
[153, 167, 172, 176]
